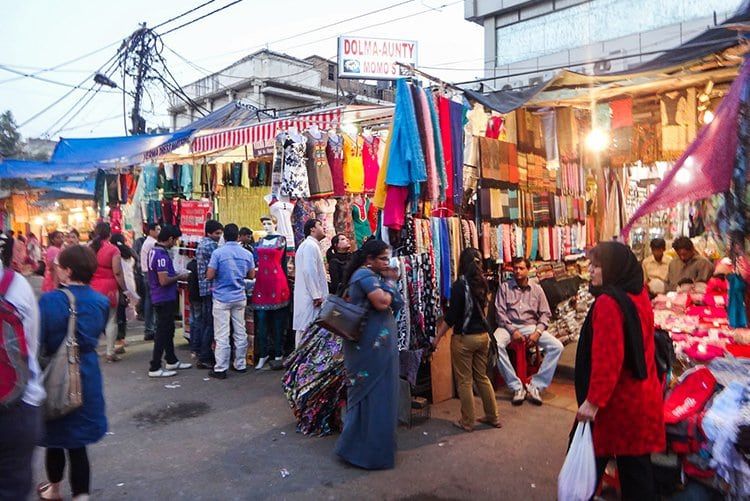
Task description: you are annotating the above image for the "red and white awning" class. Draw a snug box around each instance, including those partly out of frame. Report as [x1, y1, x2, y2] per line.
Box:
[191, 108, 342, 154]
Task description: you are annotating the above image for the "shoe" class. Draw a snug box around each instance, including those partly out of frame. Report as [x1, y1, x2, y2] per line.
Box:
[209, 370, 227, 380]
[451, 420, 473, 433]
[512, 388, 526, 406]
[255, 356, 269, 370]
[144, 333, 154, 341]
[114, 346, 126, 355]
[230, 366, 248, 373]
[165, 361, 192, 370]
[148, 369, 177, 378]
[270, 357, 284, 371]
[106, 354, 121, 363]
[196, 361, 214, 370]
[190, 352, 198, 359]
[526, 385, 543, 406]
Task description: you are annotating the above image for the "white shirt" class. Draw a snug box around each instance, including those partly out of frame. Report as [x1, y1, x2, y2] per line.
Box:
[292, 237, 328, 332]
[1, 266, 44, 406]
[140, 235, 157, 272]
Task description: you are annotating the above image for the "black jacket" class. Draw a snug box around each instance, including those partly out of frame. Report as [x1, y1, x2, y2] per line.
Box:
[328, 252, 352, 295]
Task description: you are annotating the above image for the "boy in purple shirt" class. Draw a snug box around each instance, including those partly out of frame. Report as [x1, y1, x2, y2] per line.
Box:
[147, 225, 191, 378]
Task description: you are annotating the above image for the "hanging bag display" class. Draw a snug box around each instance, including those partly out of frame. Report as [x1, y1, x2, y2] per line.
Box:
[316, 276, 369, 342]
[40, 288, 83, 420]
[557, 421, 597, 501]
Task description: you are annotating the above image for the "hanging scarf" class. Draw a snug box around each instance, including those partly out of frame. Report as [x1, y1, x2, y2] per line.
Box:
[575, 241, 647, 406]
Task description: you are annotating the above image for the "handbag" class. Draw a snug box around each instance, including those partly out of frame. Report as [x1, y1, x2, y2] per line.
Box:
[40, 287, 83, 420]
[316, 276, 369, 342]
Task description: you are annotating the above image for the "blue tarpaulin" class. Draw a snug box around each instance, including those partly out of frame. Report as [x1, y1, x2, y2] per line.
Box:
[51, 129, 193, 164]
[0, 159, 103, 179]
[28, 178, 96, 194]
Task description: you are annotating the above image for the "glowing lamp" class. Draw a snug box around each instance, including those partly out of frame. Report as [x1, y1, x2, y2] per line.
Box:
[585, 128, 609, 152]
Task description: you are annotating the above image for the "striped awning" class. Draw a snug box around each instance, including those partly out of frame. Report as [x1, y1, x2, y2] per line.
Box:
[191, 108, 342, 154]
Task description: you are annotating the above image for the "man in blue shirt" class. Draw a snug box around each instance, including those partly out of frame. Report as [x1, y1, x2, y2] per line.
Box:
[206, 224, 256, 379]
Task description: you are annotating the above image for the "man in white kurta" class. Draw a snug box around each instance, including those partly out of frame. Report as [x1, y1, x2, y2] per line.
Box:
[293, 219, 328, 347]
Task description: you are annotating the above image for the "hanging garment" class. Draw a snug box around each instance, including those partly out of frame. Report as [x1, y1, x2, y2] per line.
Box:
[478, 137, 501, 182]
[280, 134, 310, 199]
[438, 96, 454, 209]
[180, 163, 193, 199]
[362, 135, 381, 194]
[334, 197, 356, 246]
[325, 133, 345, 196]
[304, 130, 334, 198]
[240, 160, 251, 188]
[425, 90, 447, 199]
[343, 134, 365, 193]
[352, 198, 373, 246]
[486, 116, 502, 139]
[292, 199, 317, 248]
[449, 100, 466, 209]
[252, 239, 291, 310]
[383, 186, 409, 231]
[540, 109, 559, 170]
[416, 89, 438, 204]
[728, 274, 748, 328]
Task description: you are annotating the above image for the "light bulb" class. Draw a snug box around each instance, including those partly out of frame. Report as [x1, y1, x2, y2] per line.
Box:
[585, 128, 609, 152]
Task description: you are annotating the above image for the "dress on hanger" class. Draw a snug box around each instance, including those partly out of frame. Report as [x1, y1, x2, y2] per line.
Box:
[280, 134, 310, 199]
[305, 131, 334, 198]
[352, 198, 373, 246]
[343, 134, 365, 193]
[326, 134, 346, 197]
[362, 135, 380, 194]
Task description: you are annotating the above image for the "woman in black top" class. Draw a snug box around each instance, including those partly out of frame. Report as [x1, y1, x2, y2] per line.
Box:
[434, 248, 500, 432]
[326, 233, 352, 294]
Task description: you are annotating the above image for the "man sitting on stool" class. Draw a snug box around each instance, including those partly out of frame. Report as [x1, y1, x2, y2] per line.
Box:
[494, 257, 563, 406]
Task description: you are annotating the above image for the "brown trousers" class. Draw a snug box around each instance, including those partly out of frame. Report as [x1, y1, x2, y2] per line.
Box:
[451, 332, 499, 426]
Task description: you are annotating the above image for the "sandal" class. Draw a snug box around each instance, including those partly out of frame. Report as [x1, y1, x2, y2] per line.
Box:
[477, 417, 503, 429]
[106, 354, 121, 363]
[452, 420, 473, 433]
[37, 482, 62, 501]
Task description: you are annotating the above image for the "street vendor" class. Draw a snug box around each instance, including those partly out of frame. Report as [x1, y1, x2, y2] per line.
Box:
[642, 238, 671, 295]
[666, 236, 713, 291]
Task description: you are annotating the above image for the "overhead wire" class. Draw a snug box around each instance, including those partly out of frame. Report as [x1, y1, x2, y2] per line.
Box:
[0, 64, 120, 92]
[152, 0, 217, 30]
[158, 0, 246, 37]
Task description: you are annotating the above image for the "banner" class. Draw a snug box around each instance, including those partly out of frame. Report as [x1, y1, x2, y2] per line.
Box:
[179, 200, 213, 236]
[338, 36, 417, 80]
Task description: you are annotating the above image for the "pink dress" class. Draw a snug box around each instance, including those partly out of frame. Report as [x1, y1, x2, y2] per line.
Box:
[90, 242, 119, 308]
[41, 246, 62, 292]
[252, 243, 290, 310]
[362, 136, 380, 194]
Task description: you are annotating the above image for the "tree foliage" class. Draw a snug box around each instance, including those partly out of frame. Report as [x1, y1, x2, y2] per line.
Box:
[0, 110, 23, 159]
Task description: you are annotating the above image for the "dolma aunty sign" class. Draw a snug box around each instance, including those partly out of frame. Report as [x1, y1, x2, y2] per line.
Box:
[337, 36, 418, 80]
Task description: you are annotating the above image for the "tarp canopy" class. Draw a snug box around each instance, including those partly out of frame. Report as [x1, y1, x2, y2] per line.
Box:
[0, 159, 103, 179]
[622, 61, 750, 236]
[35, 190, 94, 201]
[176, 100, 275, 133]
[28, 178, 95, 195]
[51, 129, 193, 164]
[464, 5, 750, 113]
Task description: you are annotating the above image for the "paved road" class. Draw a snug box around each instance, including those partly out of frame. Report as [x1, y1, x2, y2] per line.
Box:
[29, 275, 575, 500]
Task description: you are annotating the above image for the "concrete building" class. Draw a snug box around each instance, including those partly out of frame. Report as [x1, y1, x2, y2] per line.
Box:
[464, 0, 745, 90]
[168, 49, 393, 131]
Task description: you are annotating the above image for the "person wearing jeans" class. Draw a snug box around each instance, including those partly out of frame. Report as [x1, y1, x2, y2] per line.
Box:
[206, 224, 256, 379]
[494, 257, 563, 406]
[147, 225, 191, 378]
[139, 223, 160, 340]
[196, 220, 223, 369]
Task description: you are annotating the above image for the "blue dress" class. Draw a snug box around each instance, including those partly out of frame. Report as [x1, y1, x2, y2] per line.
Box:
[39, 285, 109, 449]
[335, 268, 404, 469]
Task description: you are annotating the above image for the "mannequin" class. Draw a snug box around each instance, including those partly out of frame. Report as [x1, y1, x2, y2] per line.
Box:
[252, 215, 291, 370]
[266, 194, 295, 250]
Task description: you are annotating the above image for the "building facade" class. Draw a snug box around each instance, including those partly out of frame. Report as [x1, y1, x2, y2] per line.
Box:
[464, 0, 745, 89]
[168, 49, 393, 130]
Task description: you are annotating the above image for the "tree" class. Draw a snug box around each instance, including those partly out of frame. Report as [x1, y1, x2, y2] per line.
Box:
[0, 110, 22, 159]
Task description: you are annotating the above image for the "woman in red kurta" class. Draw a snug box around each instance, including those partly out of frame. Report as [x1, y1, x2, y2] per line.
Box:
[575, 242, 665, 500]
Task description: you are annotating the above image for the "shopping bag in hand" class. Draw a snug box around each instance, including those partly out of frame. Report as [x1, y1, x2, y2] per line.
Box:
[557, 422, 596, 501]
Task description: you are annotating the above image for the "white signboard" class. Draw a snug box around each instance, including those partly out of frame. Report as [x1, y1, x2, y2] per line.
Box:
[337, 36, 418, 80]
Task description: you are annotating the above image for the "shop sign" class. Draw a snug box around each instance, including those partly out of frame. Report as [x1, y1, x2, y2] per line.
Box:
[252, 138, 274, 157]
[337, 36, 417, 80]
[180, 200, 213, 236]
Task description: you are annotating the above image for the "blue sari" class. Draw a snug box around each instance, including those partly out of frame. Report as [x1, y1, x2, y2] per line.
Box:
[335, 267, 403, 469]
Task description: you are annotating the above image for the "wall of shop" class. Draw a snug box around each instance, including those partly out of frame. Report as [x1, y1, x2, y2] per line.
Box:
[465, 0, 743, 89]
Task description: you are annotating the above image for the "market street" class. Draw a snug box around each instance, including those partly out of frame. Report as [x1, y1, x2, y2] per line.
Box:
[27, 266, 575, 500]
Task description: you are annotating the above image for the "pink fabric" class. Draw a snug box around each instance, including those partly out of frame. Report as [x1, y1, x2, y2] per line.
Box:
[683, 342, 724, 362]
[90, 241, 120, 307]
[383, 186, 409, 230]
[41, 246, 61, 292]
[362, 136, 381, 194]
[624, 62, 750, 236]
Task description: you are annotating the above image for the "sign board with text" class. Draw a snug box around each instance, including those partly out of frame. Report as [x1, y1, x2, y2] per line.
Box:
[337, 36, 418, 80]
[179, 200, 213, 236]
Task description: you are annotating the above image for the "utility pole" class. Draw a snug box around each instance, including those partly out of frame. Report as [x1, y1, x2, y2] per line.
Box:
[130, 23, 148, 135]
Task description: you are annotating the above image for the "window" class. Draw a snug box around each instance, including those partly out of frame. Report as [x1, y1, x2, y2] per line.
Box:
[328, 64, 335, 81]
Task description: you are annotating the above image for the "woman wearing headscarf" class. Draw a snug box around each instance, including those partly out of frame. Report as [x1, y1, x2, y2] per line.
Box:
[575, 242, 665, 499]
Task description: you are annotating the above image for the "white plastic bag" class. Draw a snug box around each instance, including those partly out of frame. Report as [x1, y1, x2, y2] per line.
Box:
[558, 422, 597, 501]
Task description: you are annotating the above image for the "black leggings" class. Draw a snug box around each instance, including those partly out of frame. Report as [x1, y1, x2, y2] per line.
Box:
[595, 454, 656, 501]
[46, 447, 90, 496]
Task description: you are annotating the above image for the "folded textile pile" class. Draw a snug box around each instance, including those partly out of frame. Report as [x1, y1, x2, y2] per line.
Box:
[282, 325, 346, 437]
